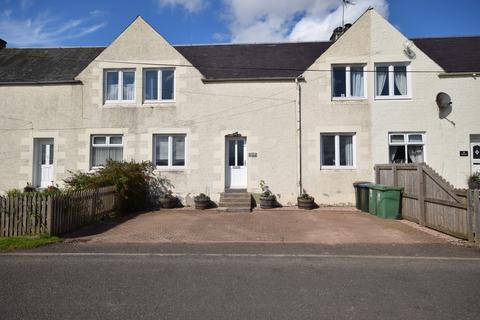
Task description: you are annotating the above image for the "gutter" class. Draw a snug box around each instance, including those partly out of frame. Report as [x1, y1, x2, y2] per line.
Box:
[0, 80, 83, 86]
[438, 72, 479, 78]
[202, 77, 306, 83]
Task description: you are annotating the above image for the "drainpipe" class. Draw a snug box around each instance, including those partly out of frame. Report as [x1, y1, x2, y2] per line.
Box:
[295, 76, 303, 196]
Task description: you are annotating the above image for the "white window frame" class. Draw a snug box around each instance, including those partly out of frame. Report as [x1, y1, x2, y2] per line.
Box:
[103, 69, 136, 103]
[90, 135, 124, 169]
[388, 132, 426, 163]
[331, 65, 367, 100]
[374, 63, 412, 100]
[320, 133, 357, 170]
[143, 68, 176, 103]
[153, 134, 186, 169]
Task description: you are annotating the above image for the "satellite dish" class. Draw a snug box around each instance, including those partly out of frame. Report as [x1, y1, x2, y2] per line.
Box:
[403, 41, 416, 59]
[436, 92, 452, 109]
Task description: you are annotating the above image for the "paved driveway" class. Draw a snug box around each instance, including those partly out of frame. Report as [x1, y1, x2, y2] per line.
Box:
[66, 207, 450, 244]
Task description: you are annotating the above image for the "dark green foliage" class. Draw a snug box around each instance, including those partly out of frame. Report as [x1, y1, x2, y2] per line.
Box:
[23, 183, 36, 193]
[194, 193, 210, 201]
[64, 160, 159, 212]
[468, 173, 480, 189]
[298, 189, 314, 201]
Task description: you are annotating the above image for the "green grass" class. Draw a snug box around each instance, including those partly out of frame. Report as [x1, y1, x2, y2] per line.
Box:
[0, 235, 61, 252]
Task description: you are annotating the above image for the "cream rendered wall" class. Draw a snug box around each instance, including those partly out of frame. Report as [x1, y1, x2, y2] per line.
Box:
[300, 9, 480, 204]
[301, 10, 373, 204]
[74, 17, 300, 205]
[1, 12, 478, 206]
[0, 84, 83, 191]
[367, 10, 480, 189]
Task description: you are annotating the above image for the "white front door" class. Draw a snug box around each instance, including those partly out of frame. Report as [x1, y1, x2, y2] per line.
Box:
[34, 138, 54, 188]
[226, 137, 247, 189]
[471, 140, 480, 175]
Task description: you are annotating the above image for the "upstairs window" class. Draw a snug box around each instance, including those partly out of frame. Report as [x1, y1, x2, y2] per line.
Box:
[144, 69, 175, 102]
[91, 135, 123, 168]
[153, 134, 185, 168]
[332, 65, 365, 99]
[321, 133, 356, 169]
[375, 64, 410, 98]
[389, 132, 425, 163]
[104, 70, 135, 102]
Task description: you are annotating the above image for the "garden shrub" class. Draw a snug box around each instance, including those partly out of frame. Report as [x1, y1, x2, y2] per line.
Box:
[64, 160, 161, 212]
[468, 173, 480, 189]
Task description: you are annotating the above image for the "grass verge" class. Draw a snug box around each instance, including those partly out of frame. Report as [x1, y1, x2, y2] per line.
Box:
[0, 235, 61, 252]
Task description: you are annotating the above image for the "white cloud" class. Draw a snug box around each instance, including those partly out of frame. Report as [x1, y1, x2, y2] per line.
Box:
[222, 0, 389, 43]
[0, 10, 107, 47]
[156, 0, 207, 12]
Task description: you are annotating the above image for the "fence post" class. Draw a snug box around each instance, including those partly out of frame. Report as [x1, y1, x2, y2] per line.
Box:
[46, 196, 53, 236]
[417, 163, 426, 226]
[374, 165, 380, 184]
[468, 190, 480, 245]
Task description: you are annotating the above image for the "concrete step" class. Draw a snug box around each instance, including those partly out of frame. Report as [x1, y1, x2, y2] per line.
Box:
[217, 207, 251, 213]
[220, 193, 251, 200]
[218, 191, 251, 212]
[218, 201, 251, 208]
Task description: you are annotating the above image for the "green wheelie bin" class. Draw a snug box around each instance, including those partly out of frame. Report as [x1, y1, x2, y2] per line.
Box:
[369, 184, 403, 219]
[353, 182, 371, 212]
[368, 186, 378, 215]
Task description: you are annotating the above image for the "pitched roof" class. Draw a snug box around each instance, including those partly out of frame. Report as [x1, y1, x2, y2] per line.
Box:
[0, 47, 104, 83]
[174, 42, 332, 80]
[412, 36, 480, 73]
[0, 36, 479, 84]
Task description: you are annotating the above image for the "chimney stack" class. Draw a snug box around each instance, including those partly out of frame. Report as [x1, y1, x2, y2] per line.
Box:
[0, 38, 6, 49]
[329, 23, 352, 42]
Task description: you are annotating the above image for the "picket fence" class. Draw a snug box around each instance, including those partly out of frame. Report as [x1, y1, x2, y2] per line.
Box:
[0, 186, 118, 237]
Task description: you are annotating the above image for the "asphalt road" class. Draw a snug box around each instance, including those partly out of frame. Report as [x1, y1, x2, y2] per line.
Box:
[1, 244, 480, 320]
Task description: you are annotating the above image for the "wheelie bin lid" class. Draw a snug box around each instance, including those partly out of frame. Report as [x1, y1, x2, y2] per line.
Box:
[370, 184, 403, 191]
[353, 181, 372, 188]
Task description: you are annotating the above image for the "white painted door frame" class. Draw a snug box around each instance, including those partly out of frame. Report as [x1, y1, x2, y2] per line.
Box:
[225, 137, 247, 189]
[34, 138, 54, 188]
[471, 138, 480, 175]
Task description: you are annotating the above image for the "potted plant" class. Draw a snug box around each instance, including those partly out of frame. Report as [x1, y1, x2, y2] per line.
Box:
[468, 173, 480, 189]
[194, 193, 211, 210]
[297, 190, 315, 210]
[159, 191, 178, 209]
[259, 180, 276, 209]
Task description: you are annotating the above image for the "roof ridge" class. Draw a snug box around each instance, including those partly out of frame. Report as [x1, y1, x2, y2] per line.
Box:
[173, 41, 331, 47]
[2, 46, 107, 50]
[411, 35, 480, 40]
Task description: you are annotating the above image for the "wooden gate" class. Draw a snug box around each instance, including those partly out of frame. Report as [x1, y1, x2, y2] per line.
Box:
[375, 163, 479, 243]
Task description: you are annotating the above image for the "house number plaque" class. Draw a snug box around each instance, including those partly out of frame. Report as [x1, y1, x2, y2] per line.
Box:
[248, 152, 258, 158]
[459, 151, 468, 157]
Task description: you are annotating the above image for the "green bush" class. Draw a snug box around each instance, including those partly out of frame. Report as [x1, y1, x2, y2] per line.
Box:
[468, 173, 480, 189]
[64, 160, 160, 212]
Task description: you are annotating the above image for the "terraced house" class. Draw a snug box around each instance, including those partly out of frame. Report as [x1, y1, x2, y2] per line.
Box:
[0, 9, 479, 207]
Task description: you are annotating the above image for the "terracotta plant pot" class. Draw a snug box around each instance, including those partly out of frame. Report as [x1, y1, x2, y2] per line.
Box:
[194, 199, 210, 210]
[259, 196, 275, 209]
[159, 197, 178, 209]
[297, 197, 315, 210]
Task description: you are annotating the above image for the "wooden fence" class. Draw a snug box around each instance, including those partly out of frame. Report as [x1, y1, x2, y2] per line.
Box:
[0, 186, 118, 237]
[375, 163, 480, 244]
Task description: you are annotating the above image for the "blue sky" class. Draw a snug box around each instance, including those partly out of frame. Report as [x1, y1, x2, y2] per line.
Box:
[1, 0, 479, 47]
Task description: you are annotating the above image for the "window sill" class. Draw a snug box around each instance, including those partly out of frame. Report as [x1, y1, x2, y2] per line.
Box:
[374, 96, 411, 101]
[321, 166, 356, 170]
[155, 167, 187, 172]
[142, 101, 177, 108]
[332, 97, 367, 101]
[102, 101, 137, 107]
